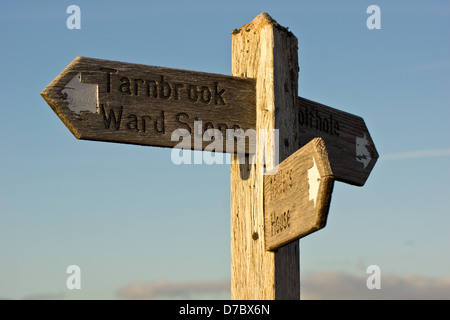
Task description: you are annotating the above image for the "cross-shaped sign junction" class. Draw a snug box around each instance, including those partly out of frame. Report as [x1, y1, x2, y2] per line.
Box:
[41, 12, 378, 300]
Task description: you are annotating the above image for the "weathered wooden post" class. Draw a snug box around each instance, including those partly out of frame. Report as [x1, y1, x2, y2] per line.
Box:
[230, 12, 301, 300]
[230, 13, 378, 300]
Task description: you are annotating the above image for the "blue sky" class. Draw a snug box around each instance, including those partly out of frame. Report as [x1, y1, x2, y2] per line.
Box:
[0, 0, 449, 299]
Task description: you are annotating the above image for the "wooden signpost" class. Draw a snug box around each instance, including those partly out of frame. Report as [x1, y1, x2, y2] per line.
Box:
[41, 12, 378, 300]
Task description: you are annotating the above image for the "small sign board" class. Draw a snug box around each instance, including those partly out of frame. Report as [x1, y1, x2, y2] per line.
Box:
[297, 96, 378, 186]
[41, 57, 256, 153]
[264, 138, 334, 251]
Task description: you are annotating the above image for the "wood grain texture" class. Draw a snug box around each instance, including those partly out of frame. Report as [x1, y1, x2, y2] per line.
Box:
[230, 12, 300, 300]
[264, 138, 334, 251]
[41, 57, 255, 152]
[297, 97, 378, 186]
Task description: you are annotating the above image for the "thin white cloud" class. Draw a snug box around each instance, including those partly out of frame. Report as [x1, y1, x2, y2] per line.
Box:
[116, 279, 230, 300]
[403, 60, 450, 72]
[382, 148, 450, 161]
[115, 272, 450, 300]
[301, 272, 450, 300]
[21, 292, 66, 300]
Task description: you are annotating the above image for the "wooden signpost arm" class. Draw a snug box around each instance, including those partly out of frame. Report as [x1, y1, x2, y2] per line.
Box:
[230, 12, 300, 300]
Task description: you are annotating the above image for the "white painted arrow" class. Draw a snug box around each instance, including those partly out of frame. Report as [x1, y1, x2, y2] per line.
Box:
[356, 133, 372, 169]
[61, 73, 98, 116]
[308, 157, 321, 207]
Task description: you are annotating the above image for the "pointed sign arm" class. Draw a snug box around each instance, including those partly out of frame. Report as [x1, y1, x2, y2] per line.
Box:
[264, 137, 334, 251]
[297, 96, 378, 186]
